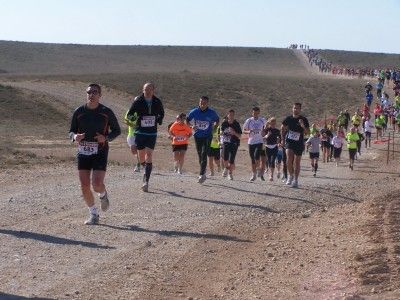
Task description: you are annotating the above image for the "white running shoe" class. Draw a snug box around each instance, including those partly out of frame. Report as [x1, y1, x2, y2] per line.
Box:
[291, 180, 298, 188]
[250, 173, 257, 182]
[133, 164, 140, 172]
[222, 168, 228, 177]
[285, 176, 293, 185]
[84, 214, 99, 225]
[228, 173, 233, 180]
[178, 168, 183, 175]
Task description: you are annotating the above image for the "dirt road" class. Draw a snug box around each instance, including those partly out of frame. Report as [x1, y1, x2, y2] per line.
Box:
[1, 132, 399, 299]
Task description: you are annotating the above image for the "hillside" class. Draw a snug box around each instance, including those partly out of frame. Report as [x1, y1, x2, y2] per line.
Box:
[0, 41, 305, 76]
[318, 49, 400, 68]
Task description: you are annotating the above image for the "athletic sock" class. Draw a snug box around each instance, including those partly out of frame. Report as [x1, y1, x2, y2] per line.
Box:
[145, 163, 153, 182]
[88, 205, 98, 215]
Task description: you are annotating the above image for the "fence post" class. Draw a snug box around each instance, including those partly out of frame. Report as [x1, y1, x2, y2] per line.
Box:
[393, 133, 395, 160]
[387, 132, 390, 164]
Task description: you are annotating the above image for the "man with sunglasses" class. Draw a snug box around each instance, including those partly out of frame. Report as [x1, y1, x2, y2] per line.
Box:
[69, 83, 121, 225]
[126, 82, 164, 192]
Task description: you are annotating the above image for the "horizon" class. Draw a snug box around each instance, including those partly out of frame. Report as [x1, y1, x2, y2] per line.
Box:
[1, 40, 399, 56]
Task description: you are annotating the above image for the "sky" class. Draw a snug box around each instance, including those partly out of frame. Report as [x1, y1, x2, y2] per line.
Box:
[1, 0, 399, 53]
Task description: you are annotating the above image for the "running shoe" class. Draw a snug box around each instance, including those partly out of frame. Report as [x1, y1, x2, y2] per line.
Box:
[100, 191, 109, 212]
[260, 175, 265, 181]
[217, 165, 221, 173]
[277, 172, 281, 179]
[250, 173, 256, 182]
[209, 171, 215, 176]
[84, 214, 99, 225]
[178, 169, 183, 175]
[198, 175, 207, 184]
[350, 165, 353, 171]
[285, 176, 293, 185]
[142, 182, 149, 192]
[291, 180, 298, 188]
[269, 176, 273, 182]
[228, 173, 233, 180]
[313, 172, 316, 177]
[282, 177, 287, 183]
[222, 168, 228, 177]
[134, 164, 141, 172]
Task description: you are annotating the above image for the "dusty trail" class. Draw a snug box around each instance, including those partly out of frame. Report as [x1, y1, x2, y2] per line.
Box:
[1, 134, 399, 299]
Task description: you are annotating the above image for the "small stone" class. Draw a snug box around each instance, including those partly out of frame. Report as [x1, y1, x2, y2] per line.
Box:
[267, 252, 274, 257]
[145, 241, 152, 247]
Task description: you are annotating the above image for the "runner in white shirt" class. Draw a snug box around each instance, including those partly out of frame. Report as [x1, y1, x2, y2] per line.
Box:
[363, 117, 373, 148]
[331, 130, 345, 166]
[243, 107, 266, 181]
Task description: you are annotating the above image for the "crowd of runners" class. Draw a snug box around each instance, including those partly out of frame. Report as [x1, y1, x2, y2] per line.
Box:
[303, 48, 400, 79]
[68, 77, 400, 225]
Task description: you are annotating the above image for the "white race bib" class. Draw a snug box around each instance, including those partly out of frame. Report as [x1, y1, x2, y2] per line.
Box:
[250, 130, 261, 136]
[175, 135, 187, 142]
[78, 141, 98, 156]
[195, 120, 209, 130]
[141, 116, 156, 127]
[287, 130, 300, 141]
[222, 134, 231, 143]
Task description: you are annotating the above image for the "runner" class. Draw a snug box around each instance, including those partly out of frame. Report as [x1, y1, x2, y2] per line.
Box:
[220, 109, 242, 180]
[263, 117, 281, 181]
[351, 111, 362, 128]
[332, 129, 345, 166]
[124, 110, 141, 173]
[281, 102, 310, 188]
[374, 114, 385, 140]
[126, 82, 165, 192]
[169, 113, 192, 174]
[276, 145, 283, 179]
[346, 126, 360, 170]
[243, 107, 266, 182]
[187, 96, 219, 184]
[69, 83, 121, 225]
[306, 131, 320, 177]
[208, 122, 221, 176]
[320, 126, 332, 163]
[363, 116, 373, 148]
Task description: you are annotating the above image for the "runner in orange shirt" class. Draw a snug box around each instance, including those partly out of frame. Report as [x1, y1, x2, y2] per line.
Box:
[169, 113, 192, 174]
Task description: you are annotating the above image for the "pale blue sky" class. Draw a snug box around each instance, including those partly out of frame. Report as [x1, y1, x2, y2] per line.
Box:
[1, 0, 399, 53]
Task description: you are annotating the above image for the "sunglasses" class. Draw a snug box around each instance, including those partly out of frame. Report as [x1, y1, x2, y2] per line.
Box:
[86, 90, 99, 95]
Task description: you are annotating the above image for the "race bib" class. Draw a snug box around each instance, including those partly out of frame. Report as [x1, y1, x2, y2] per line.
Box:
[141, 116, 156, 127]
[250, 130, 261, 136]
[78, 141, 98, 156]
[287, 130, 300, 141]
[222, 135, 231, 143]
[195, 120, 209, 130]
[175, 135, 187, 142]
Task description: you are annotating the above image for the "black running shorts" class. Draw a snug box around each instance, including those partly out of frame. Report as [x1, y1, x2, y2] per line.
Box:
[77, 149, 108, 171]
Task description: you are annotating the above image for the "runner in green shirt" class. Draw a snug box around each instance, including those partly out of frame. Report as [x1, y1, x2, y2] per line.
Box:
[345, 126, 360, 170]
[124, 110, 140, 172]
[207, 123, 221, 176]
